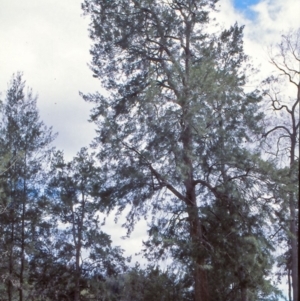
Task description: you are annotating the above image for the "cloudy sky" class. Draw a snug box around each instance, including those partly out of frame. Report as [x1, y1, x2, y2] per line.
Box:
[0, 0, 299, 273]
[0, 0, 299, 160]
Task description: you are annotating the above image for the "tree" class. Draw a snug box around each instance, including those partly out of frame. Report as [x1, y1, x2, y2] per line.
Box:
[82, 1, 277, 300]
[262, 29, 299, 301]
[0, 73, 56, 301]
[47, 148, 128, 301]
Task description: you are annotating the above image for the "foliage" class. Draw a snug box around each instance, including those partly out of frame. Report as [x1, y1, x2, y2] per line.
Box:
[0, 73, 56, 300]
[88, 264, 193, 301]
[40, 148, 129, 300]
[81, 1, 278, 300]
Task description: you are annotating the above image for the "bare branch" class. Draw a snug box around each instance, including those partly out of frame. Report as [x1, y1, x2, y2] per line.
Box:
[270, 58, 299, 87]
[262, 126, 292, 138]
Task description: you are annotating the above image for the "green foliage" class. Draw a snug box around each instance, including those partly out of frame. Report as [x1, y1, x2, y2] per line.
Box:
[88, 264, 193, 301]
[82, 0, 278, 300]
[39, 148, 129, 300]
[0, 73, 56, 300]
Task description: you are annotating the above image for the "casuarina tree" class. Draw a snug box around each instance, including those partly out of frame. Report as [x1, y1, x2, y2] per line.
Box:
[47, 148, 128, 301]
[0, 73, 56, 301]
[82, 1, 277, 300]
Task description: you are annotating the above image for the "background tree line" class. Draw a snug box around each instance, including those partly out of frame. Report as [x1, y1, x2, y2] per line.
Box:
[0, 0, 298, 300]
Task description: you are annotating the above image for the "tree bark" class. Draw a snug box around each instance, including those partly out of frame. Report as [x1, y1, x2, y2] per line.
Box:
[19, 199, 25, 301]
[288, 268, 292, 301]
[72, 211, 80, 301]
[289, 106, 298, 301]
[183, 124, 209, 301]
[73, 193, 85, 301]
[289, 193, 298, 301]
[241, 287, 248, 301]
[74, 244, 80, 301]
[19, 183, 26, 301]
[188, 206, 209, 301]
[8, 222, 14, 301]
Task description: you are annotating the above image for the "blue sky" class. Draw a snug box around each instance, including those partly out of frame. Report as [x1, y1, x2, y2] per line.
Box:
[233, 0, 260, 18]
[234, 0, 260, 10]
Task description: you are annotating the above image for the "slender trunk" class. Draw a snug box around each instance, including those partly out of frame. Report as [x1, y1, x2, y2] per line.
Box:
[290, 136, 298, 301]
[288, 268, 292, 301]
[71, 210, 80, 301]
[8, 174, 16, 301]
[19, 155, 28, 301]
[19, 199, 25, 301]
[8, 222, 14, 301]
[74, 244, 80, 301]
[289, 191, 298, 301]
[73, 193, 85, 301]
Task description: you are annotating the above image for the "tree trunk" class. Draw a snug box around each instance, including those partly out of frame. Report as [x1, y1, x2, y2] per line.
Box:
[19, 196, 26, 301]
[182, 116, 209, 301]
[19, 207, 25, 301]
[188, 204, 209, 301]
[288, 268, 292, 301]
[8, 175, 16, 301]
[290, 134, 298, 301]
[72, 221, 80, 301]
[8, 222, 14, 301]
[74, 246, 80, 301]
[289, 192, 298, 301]
[19, 156, 28, 301]
[73, 193, 85, 301]
[241, 287, 248, 301]
[185, 175, 209, 301]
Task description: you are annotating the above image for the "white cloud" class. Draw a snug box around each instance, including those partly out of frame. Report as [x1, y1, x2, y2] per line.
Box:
[0, 0, 100, 160]
[101, 208, 148, 265]
[212, 0, 299, 92]
[1, 0, 298, 158]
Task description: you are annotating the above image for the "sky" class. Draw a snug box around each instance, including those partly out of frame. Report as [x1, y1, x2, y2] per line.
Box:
[0, 0, 299, 280]
[0, 0, 299, 160]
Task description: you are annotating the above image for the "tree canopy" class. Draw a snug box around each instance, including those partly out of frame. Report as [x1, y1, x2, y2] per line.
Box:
[81, 1, 288, 300]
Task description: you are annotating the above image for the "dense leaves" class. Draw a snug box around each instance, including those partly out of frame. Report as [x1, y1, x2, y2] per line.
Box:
[81, 1, 284, 300]
[0, 73, 56, 301]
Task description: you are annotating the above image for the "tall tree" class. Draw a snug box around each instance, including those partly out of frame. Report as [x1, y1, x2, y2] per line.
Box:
[262, 29, 299, 301]
[0, 73, 56, 301]
[47, 148, 128, 301]
[82, 1, 276, 300]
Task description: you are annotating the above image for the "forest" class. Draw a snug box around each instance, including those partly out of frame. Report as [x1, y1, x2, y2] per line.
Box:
[0, 1, 299, 301]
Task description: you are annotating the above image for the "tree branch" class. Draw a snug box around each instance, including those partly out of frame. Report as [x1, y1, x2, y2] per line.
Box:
[148, 164, 187, 203]
[120, 141, 187, 203]
[262, 126, 292, 138]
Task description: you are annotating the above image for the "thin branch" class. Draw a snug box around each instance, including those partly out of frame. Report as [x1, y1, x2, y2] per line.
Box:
[262, 126, 292, 138]
[148, 164, 187, 203]
[270, 59, 299, 87]
[0, 156, 20, 176]
[227, 171, 250, 182]
[121, 141, 187, 203]
[271, 99, 292, 114]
